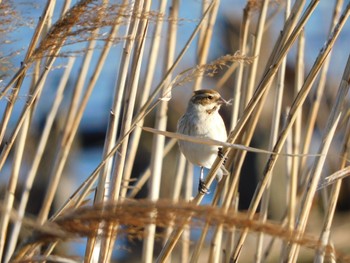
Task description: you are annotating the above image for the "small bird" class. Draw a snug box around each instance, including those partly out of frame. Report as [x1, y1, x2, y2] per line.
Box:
[177, 89, 229, 194]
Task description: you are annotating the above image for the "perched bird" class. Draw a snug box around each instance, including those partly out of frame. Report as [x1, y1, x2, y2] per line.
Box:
[177, 89, 229, 194]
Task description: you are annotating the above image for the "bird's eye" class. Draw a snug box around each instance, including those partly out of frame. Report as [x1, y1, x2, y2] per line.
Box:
[208, 95, 213, 100]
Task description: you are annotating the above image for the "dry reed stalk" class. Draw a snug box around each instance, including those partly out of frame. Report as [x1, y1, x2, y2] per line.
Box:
[193, 0, 220, 91]
[289, 27, 304, 224]
[232, 1, 350, 261]
[286, 53, 350, 262]
[162, 149, 187, 254]
[244, 0, 269, 106]
[2, 30, 73, 263]
[206, 182, 228, 263]
[54, 8, 127, 224]
[181, 162, 193, 262]
[197, 0, 210, 56]
[234, 3, 349, 262]
[89, 0, 129, 210]
[255, 2, 291, 261]
[300, 0, 344, 174]
[95, 0, 139, 208]
[97, 0, 148, 260]
[122, 0, 168, 191]
[3, 12, 75, 259]
[121, 0, 152, 198]
[106, 0, 144, 202]
[94, 1, 136, 208]
[37, 1, 106, 226]
[314, 119, 350, 263]
[0, 51, 46, 255]
[228, 1, 320, 260]
[109, 22, 150, 261]
[143, 0, 179, 262]
[230, 1, 252, 128]
[3, 56, 74, 262]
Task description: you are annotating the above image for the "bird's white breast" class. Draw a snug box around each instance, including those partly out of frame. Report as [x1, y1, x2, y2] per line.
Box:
[178, 109, 227, 168]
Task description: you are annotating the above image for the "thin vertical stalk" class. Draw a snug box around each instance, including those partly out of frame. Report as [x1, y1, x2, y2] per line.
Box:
[142, 1, 178, 262]
[120, 0, 152, 199]
[0, 51, 43, 260]
[99, 3, 148, 261]
[244, 0, 269, 106]
[0, 111, 30, 260]
[290, 28, 304, 227]
[122, 0, 168, 189]
[191, 179, 224, 263]
[300, 0, 344, 172]
[37, 4, 105, 224]
[255, 2, 291, 262]
[314, 120, 350, 263]
[230, 1, 252, 128]
[181, 162, 193, 263]
[193, 0, 220, 91]
[3, 57, 75, 262]
[162, 151, 186, 248]
[197, 0, 210, 54]
[104, 0, 143, 203]
[81, 12, 131, 262]
[94, 0, 135, 205]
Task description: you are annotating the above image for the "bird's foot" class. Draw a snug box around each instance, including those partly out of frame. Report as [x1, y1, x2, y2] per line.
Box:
[218, 147, 227, 164]
[198, 179, 210, 195]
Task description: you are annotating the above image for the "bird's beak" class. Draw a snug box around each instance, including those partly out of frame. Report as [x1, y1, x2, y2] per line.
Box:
[217, 97, 232, 106]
